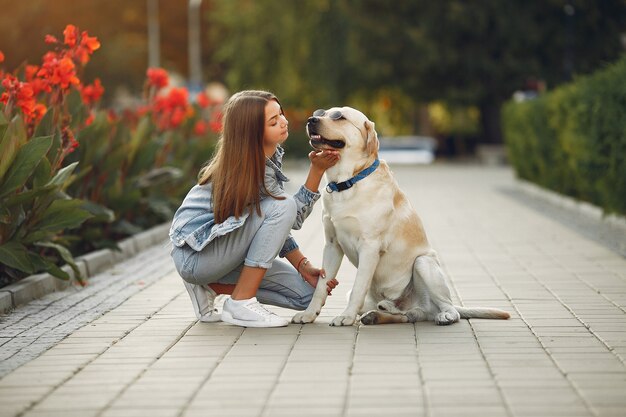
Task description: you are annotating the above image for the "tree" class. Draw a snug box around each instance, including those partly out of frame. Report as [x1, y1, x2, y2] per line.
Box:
[342, 0, 626, 143]
[208, 0, 624, 143]
[207, 0, 351, 108]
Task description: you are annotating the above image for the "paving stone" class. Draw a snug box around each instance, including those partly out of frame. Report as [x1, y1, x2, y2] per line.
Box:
[1, 165, 625, 417]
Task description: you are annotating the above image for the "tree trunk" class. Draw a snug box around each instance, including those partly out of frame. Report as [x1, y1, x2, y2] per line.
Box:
[479, 100, 503, 144]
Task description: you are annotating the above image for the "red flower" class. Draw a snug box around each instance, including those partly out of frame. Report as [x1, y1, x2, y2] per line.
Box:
[147, 68, 169, 89]
[1, 74, 46, 124]
[193, 120, 208, 135]
[209, 120, 222, 133]
[74, 31, 100, 64]
[152, 87, 192, 130]
[0, 50, 4, 63]
[209, 110, 223, 133]
[24, 65, 50, 95]
[30, 103, 47, 124]
[37, 52, 80, 90]
[63, 25, 78, 48]
[196, 91, 210, 108]
[84, 112, 95, 126]
[80, 78, 104, 105]
[47, 25, 99, 66]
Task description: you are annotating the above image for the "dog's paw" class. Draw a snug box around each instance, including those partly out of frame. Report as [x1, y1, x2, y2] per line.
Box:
[291, 310, 319, 324]
[359, 310, 380, 325]
[406, 308, 427, 323]
[435, 309, 460, 326]
[330, 315, 356, 327]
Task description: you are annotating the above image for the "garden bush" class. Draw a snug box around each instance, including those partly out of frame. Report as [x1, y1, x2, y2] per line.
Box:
[503, 56, 626, 215]
[0, 25, 221, 287]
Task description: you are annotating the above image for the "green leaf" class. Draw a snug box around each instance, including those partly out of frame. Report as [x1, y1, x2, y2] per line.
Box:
[80, 200, 115, 223]
[35, 199, 93, 232]
[0, 111, 8, 142]
[127, 116, 151, 168]
[33, 157, 52, 188]
[0, 241, 34, 274]
[43, 261, 70, 281]
[22, 229, 55, 244]
[34, 107, 55, 137]
[35, 241, 82, 281]
[49, 128, 62, 168]
[0, 206, 10, 224]
[1, 184, 57, 208]
[67, 89, 87, 128]
[0, 115, 27, 181]
[47, 161, 79, 188]
[0, 135, 53, 198]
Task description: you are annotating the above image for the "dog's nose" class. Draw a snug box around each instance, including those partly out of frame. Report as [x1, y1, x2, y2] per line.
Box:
[307, 116, 319, 124]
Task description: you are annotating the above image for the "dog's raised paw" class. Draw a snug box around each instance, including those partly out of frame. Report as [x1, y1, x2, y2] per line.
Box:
[330, 315, 356, 327]
[292, 311, 318, 324]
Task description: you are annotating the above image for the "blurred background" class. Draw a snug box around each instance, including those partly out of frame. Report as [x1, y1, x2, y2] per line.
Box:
[1, 0, 625, 285]
[2, 0, 624, 159]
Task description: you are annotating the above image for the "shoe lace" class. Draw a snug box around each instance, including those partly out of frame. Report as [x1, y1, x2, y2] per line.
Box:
[247, 301, 274, 318]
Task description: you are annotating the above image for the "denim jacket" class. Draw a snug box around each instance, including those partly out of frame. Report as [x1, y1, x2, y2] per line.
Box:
[169, 146, 320, 257]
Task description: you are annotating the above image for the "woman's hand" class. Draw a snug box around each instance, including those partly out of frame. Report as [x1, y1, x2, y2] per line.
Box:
[299, 261, 338, 295]
[309, 150, 340, 172]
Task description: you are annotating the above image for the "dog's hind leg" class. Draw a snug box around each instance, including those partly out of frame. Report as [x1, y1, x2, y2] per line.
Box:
[360, 310, 409, 325]
[359, 296, 407, 325]
[413, 252, 460, 325]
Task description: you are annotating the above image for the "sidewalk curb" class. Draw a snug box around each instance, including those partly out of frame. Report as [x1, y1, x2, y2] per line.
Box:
[516, 179, 626, 234]
[0, 222, 170, 314]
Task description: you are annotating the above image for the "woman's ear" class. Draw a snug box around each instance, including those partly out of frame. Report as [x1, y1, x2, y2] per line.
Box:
[364, 120, 379, 155]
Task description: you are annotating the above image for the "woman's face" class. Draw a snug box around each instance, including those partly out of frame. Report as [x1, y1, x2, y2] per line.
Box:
[263, 99, 289, 153]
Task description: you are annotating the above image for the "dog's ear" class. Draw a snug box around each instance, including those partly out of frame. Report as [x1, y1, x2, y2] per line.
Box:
[364, 120, 379, 155]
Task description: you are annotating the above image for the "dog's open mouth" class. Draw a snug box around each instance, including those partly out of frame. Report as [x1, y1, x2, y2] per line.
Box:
[308, 133, 345, 149]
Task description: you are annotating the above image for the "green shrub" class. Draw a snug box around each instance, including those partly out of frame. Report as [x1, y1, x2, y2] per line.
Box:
[503, 56, 626, 215]
[0, 25, 221, 287]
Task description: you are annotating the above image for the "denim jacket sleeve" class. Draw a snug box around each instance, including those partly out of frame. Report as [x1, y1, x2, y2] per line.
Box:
[262, 147, 321, 231]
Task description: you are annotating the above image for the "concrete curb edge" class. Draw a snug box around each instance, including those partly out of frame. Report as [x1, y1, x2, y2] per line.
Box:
[0, 222, 170, 314]
[516, 179, 626, 234]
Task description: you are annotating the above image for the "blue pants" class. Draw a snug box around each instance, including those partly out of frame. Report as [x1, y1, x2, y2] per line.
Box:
[171, 197, 314, 310]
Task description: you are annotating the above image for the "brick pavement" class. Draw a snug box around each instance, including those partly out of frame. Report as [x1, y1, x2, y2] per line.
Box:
[0, 164, 625, 417]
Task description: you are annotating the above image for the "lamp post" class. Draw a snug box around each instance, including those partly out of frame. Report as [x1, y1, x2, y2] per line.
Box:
[188, 0, 203, 93]
[147, 0, 160, 68]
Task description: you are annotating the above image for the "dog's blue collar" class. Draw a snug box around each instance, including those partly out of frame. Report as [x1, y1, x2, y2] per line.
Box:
[326, 159, 380, 193]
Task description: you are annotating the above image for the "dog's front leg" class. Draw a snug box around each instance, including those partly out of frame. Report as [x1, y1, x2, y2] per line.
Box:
[331, 243, 380, 326]
[292, 215, 344, 324]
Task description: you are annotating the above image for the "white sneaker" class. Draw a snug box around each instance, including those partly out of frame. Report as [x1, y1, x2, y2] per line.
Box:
[183, 281, 221, 322]
[222, 297, 289, 328]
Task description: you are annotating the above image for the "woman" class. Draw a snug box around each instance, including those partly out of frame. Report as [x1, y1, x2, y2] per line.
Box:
[170, 90, 339, 328]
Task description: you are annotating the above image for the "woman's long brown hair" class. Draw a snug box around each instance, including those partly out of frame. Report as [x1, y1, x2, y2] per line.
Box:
[198, 90, 283, 223]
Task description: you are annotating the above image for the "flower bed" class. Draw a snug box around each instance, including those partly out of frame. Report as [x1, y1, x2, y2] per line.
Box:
[0, 25, 222, 288]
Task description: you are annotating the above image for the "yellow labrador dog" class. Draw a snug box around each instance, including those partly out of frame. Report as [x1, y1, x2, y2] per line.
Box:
[292, 107, 510, 326]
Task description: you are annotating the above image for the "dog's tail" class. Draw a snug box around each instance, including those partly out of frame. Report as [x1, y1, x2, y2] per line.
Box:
[455, 306, 510, 320]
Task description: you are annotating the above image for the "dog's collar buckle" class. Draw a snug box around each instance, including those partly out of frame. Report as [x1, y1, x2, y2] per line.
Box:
[326, 159, 380, 193]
